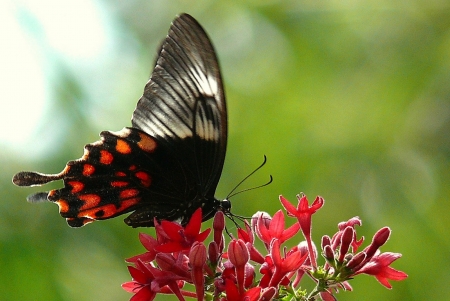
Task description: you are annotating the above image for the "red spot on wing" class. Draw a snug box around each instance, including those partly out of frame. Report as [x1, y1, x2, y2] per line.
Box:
[138, 132, 157, 153]
[79, 194, 101, 210]
[135, 171, 152, 187]
[119, 198, 140, 210]
[116, 139, 132, 154]
[129, 165, 137, 171]
[68, 181, 84, 193]
[119, 189, 139, 199]
[99, 150, 113, 164]
[83, 164, 95, 176]
[115, 171, 126, 177]
[111, 181, 129, 187]
[80, 198, 139, 219]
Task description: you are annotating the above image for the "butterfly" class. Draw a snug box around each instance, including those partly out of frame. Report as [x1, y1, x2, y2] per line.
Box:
[12, 13, 230, 228]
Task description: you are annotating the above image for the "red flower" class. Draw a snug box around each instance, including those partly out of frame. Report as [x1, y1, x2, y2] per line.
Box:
[189, 242, 207, 301]
[155, 208, 211, 253]
[262, 239, 308, 288]
[237, 223, 265, 264]
[222, 278, 261, 301]
[280, 194, 324, 268]
[122, 193, 407, 300]
[255, 210, 300, 245]
[122, 264, 157, 301]
[126, 233, 160, 264]
[213, 210, 226, 252]
[355, 252, 408, 289]
[227, 239, 249, 294]
[332, 217, 364, 253]
[122, 260, 190, 301]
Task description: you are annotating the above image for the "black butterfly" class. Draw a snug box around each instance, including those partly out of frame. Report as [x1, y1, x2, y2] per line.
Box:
[12, 13, 230, 228]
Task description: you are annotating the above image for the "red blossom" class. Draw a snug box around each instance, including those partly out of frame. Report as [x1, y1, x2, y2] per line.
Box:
[223, 278, 261, 301]
[237, 223, 265, 264]
[122, 265, 157, 301]
[338, 226, 354, 263]
[331, 217, 364, 253]
[126, 233, 160, 264]
[280, 194, 324, 268]
[351, 227, 392, 272]
[123, 193, 407, 301]
[213, 211, 226, 252]
[256, 210, 300, 245]
[122, 260, 190, 301]
[355, 252, 408, 288]
[189, 242, 207, 301]
[155, 253, 190, 279]
[267, 239, 308, 287]
[291, 241, 312, 287]
[228, 239, 249, 294]
[155, 208, 211, 253]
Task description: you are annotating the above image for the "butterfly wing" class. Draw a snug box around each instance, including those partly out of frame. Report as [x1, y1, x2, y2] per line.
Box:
[132, 14, 227, 196]
[12, 14, 227, 227]
[128, 14, 227, 226]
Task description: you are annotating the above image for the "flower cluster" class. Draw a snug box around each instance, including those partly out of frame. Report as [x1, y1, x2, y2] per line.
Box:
[122, 194, 407, 301]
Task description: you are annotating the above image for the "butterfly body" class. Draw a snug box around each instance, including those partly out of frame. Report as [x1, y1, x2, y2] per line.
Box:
[12, 14, 228, 228]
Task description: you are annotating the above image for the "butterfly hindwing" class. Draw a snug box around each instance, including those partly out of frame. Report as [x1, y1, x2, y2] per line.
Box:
[46, 128, 202, 227]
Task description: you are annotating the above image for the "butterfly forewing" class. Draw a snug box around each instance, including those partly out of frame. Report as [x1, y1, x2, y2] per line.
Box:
[131, 15, 227, 209]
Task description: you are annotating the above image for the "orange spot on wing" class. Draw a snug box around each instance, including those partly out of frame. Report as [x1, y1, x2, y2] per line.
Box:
[99, 150, 113, 165]
[80, 206, 113, 219]
[116, 139, 131, 154]
[135, 171, 152, 187]
[111, 181, 129, 187]
[79, 194, 101, 210]
[56, 199, 69, 213]
[81, 200, 137, 219]
[83, 164, 95, 176]
[138, 132, 157, 153]
[68, 181, 84, 193]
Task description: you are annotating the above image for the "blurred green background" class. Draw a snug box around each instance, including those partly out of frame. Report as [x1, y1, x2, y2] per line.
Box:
[2, 0, 449, 300]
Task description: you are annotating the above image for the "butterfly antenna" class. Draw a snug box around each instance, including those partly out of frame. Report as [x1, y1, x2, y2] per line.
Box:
[227, 175, 273, 199]
[226, 155, 270, 199]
